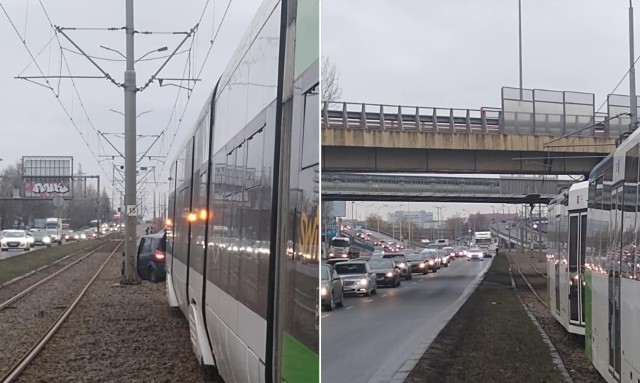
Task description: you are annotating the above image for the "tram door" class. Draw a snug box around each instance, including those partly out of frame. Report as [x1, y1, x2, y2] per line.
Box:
[608, 187, 622, 377]
[568, 213, 586, 326]
[555, 263, 560, 314]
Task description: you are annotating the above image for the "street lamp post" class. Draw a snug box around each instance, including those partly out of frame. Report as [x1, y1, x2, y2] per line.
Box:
[463, 208, 472, 245]
[435, 206, 445, 240]
[518, 0, 524, 100]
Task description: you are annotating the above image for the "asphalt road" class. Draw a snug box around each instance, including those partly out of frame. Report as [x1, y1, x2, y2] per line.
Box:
[321, 256, 493, 383]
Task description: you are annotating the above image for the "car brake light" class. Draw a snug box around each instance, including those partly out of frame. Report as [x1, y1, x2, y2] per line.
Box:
[155, 249, 165, 261]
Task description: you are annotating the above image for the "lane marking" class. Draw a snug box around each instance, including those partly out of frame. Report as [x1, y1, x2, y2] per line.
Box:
[322, 314, 330, 318]
[364, 299, 373, 302]
[382, 294, 387, 297]
[412, 282, 416, 285]
[345, 306, 354, 310]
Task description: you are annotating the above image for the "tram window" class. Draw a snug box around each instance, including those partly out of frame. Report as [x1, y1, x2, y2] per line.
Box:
[301, 85, 319, 169]
[245, 128, 264, 190]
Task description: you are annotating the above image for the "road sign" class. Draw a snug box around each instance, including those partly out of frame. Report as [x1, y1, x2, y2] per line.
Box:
[126, 205, 137, 217]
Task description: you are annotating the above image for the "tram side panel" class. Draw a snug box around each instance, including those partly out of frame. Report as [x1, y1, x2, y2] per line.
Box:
[620, 278, 640, 383]
[588, 270, 614, 382]
[173, 141, 195, 314]
[196, 1, 283, 381]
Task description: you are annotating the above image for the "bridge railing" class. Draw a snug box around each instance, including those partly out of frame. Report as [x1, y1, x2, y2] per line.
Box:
[322, 101, 501, 133]
[322, 174, 569, 196]
[323, 101, 611, 137]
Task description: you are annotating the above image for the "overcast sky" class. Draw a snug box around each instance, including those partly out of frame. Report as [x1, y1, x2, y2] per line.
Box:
[322, 0, 633, 219]
[1, 0, 261, 218]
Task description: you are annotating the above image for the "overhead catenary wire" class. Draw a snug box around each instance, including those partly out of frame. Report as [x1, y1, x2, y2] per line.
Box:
[545, 53, 640, 151]
[0, 2, 109, 181]
[157, 0, 234, 180]
[62, 46, 190, 63]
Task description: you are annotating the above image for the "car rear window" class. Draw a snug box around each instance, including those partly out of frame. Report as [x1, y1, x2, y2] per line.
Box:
[334, 263, 367, 274]
[369, 259, 393, 269]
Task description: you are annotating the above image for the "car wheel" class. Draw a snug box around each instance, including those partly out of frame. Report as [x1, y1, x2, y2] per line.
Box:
[149, 267, 159, 283]
[328, 293, 335, 311]
[372, 287, 377, 295]
[433, 268, 438, 272]
[336, 290, 344, 308]
[24, 248, 29, 252]
[1, 249, 5, 252]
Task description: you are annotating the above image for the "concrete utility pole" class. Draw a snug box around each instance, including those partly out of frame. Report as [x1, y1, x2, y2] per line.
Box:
[122, 0, 140, 284]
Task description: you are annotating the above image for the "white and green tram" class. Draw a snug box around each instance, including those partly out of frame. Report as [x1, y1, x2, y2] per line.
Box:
[548, 128, 640, 383]
[165, 0, 319, 382]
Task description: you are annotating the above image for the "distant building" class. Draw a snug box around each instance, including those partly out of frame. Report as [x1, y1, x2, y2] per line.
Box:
[388, 210, 434, 229]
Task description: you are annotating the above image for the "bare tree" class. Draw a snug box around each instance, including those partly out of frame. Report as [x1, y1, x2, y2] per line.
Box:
[322, 56, 342, 102]
[445, 216, 467, 240]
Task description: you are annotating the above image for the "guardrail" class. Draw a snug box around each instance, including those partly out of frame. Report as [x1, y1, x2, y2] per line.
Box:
[323, 101, 611, 137]
[323, 101, 501, 133]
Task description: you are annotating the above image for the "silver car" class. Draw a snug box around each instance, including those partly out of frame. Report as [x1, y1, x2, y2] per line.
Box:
[467, 247, 484, 261]
[333, 261, 377, 296]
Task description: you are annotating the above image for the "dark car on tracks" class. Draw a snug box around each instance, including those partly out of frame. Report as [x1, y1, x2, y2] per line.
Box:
[136, 231, 167, 282]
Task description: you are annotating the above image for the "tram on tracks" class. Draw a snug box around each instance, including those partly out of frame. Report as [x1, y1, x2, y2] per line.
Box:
[547, 128, 640, 383]
[165, 0, 319, 382]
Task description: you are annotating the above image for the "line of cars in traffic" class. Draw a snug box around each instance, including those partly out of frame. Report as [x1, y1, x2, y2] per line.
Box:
[321, 242, 484, 311]
[0, 227, 100, 252]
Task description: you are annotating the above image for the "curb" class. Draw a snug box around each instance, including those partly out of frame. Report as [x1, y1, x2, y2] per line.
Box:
[366, 259, 495, 383]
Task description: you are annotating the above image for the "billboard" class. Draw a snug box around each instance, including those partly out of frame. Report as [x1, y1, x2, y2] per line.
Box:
[22, 156, 73, 199]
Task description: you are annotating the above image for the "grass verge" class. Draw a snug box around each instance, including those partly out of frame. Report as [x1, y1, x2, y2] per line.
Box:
[0, 240, 103, 285]
[405, 253, 566, 383]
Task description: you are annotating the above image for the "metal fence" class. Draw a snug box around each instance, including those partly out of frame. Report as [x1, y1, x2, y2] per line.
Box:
[322, 86, 632, 138]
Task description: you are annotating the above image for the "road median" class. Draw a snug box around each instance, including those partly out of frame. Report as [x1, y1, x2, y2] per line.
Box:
[405, 252, 567, 383]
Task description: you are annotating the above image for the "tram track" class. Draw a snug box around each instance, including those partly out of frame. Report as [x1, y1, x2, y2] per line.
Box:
[505, 251, 606, 383]
[0, 240, 122, 383]
[506, 251, 548, 307]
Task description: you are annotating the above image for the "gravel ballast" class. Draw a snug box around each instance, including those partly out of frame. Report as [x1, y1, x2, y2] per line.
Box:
[405, 252, 568, 383]
[508, 251, 605, 383]
[0, 241, 121, 379]
[14, 246, 204, 382]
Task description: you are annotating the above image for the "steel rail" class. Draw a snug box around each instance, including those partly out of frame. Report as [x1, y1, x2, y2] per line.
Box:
[0, 241, 122, 383]
[0, 241, 110, 310]
[506, 253, 548, 308]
